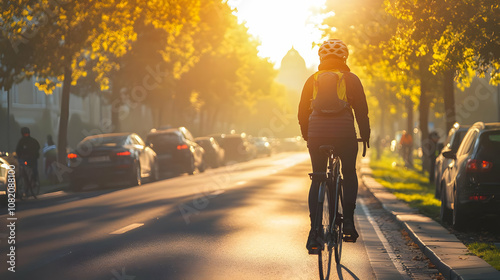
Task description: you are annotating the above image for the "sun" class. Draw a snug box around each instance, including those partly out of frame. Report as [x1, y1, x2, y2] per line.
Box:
[228, 0, 328, 69]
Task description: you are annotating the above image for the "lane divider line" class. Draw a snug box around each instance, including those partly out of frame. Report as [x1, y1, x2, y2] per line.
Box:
[110, 223, 144, 235]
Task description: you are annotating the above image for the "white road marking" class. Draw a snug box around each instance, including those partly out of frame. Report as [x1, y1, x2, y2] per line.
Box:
[40, 191, 65, 197]
[359, 198, 411, 280]
[210, 189, 225, 196]
[110, 223, 144, 235]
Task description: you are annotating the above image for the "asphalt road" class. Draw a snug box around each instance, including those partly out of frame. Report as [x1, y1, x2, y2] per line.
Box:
[0, 152, 427, 280]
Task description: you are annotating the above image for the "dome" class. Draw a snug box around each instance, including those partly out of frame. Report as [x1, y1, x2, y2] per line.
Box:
[280, 47, 306, 69]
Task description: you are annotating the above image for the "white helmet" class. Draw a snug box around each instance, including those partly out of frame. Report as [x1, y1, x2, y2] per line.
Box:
[318, 39, 349, 61]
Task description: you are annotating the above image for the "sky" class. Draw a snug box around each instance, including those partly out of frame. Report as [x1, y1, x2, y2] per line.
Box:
[227, 0, 330, 69]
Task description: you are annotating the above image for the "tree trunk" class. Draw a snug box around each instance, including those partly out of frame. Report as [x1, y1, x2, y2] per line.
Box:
[406, 96, 414, 165]
[419, 66, 431, 174]
[376, 95, 385, 160]
[406, 96, 413, 133]
[443, 69, 456, 131]
[57, 66, 72, 165]
[111, 85, 121, 132]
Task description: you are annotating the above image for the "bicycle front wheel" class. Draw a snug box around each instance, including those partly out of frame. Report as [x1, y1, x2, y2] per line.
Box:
[318, 182, 332, 280]
[333, 175, 343, 264]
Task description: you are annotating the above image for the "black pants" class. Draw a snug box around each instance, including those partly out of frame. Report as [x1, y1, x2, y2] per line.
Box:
[307, 137, 358, 226]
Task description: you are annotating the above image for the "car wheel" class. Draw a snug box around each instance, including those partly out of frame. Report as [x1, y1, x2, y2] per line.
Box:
[452, 188, 467, 230]
[188, 156, 196, 175]
[71, 182, 83, 192]
[198, 159, 206, 173]
[439, 184, 452, 224]
[131, 162, 142, 186]
[434, 173, 441, 199]
[152, 160, 160, 182]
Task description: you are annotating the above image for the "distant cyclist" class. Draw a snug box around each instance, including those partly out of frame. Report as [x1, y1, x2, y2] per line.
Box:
[16, 127, 41, 192]
[298, 39, 370, 251]
[43, 134, 57, 183]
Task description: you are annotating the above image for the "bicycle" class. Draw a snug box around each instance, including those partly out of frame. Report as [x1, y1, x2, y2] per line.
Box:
[309, 139, 366, 280]
[18, 159, 40, 199]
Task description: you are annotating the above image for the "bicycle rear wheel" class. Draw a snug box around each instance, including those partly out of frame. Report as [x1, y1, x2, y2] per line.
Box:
[333, 175, 343, 264]
[318, 182, 332, 280]
[29, 179, 40, 199]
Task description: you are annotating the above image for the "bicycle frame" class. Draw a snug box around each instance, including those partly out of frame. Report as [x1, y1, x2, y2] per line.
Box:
[18, 160, 38, 199]
[310, 139, 366, 279]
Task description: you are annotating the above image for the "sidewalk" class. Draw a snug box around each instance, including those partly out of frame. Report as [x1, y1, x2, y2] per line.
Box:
[359, 157, 500, 280]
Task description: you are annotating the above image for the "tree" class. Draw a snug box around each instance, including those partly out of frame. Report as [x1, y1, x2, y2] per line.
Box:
[177, 2, 277, 135]
[386, 0, 500, 131]
[0, 0, 202, 165]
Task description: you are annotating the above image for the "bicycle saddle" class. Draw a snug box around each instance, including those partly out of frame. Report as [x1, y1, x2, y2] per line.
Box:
[319, 145, 335, 155]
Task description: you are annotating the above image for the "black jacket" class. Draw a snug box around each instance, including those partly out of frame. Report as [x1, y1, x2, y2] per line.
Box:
[16, 136, 40, 161]
[298, 58, 370, 140]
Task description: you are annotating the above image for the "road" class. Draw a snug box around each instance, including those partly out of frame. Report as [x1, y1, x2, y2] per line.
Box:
[0, 152, 439, 279]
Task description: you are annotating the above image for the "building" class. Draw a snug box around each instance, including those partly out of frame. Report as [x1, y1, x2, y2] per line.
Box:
[276, 47, 312, 93]
[0, 77, 153, 153]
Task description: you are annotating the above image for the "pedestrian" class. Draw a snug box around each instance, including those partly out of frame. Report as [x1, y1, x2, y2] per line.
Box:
[428, 131, 440, 183]
[400, 130, 413, 167]
[43, 134, 57, 183]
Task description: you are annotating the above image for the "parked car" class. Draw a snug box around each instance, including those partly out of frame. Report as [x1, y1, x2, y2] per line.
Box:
[434, 123, 470, 198]
[219, 133, 255, 163]
[0, 156, 15, 206]
[195, 137, 225, 168]
[280, 137, 307, 152]
[147, 127, 205, 176]
[68, 133, 158, 190]
[250, 137, 272, 157]
[439, 122, 500, 229]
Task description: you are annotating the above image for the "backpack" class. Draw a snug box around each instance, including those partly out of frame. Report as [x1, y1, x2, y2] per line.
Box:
[311, 70, 351, 114]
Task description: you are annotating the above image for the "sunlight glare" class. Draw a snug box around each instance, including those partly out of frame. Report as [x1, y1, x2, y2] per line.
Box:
[228, 0, 328, 69]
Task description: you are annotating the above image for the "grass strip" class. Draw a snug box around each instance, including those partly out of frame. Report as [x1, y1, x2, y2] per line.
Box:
[369, 149, 500, 270]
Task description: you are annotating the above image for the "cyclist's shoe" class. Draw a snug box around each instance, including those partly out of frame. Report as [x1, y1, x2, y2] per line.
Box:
[306, 229, 322, 255]
[343, 218, 359, 243]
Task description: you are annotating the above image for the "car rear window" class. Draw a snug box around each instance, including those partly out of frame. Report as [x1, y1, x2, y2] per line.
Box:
[477, 131, 500, 159]
[79, 135, 127, 148]
[147, 133, 182, 146]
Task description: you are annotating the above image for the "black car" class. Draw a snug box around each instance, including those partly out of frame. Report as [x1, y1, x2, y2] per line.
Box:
[68, 133, 158, 190]
[0, 156, 15, 206]
[434, 123, 470, 198]
[440, 122, 500, 229]
[195, 136, 225, 168]
[147, 127, 205, 176]
[250, 137, 272, 157]
[218, 133, 254, 163]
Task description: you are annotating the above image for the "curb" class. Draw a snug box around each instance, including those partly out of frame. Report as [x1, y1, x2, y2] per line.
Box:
[359, 158, 500, 280]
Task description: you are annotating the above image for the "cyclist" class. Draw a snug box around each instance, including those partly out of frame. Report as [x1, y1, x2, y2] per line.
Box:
[15, 127, 41, 195]
[43, 134, 57, 183]
[298, 39, 370, 251]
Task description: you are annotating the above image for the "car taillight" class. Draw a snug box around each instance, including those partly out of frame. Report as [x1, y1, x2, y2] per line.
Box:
[177, 144, 189, 150]
[469, 195, 488, 201]
[116, 151, 131, 156]
[466, 159, 493, 172]
[67, 153, 78, 159]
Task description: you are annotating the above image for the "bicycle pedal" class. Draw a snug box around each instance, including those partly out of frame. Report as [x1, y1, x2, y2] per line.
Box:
[308, 246, 321, 255]
[343, 235, 358, 243]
